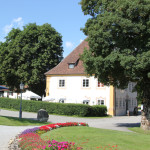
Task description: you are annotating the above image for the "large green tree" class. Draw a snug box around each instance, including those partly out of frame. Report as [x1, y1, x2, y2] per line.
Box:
[80, 0, 150, 127]
[0, 23, 63, 97]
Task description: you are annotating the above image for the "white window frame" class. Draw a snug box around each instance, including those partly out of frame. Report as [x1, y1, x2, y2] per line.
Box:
[123, 99, 125, 108]
[68, 63, 75, 69]
[120, 100, 122, 107]
[59, 79, 65, 87]
[128, 100, 131, 108]
[97, 99, 105, 105]
[83, 100, 90, 105]
[59, 98, 66, 103]
[134, 99, 137, 106]
[116, 99, 118, 108]
[83, 79, 89, 87]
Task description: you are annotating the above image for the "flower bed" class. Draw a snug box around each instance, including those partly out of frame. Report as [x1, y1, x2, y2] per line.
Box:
[18, 122, 88, 150]
[40, 122, 88, 131]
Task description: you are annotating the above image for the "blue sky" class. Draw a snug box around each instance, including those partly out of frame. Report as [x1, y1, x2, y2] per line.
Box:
[0, 0, 90, 57]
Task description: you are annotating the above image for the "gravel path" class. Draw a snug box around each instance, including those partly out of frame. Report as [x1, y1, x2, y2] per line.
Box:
[0, 109, 141, 150]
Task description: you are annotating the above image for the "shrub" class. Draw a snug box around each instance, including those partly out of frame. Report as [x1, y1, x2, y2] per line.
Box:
[0, 97, 107, 117]
[89, 105, 107, 117]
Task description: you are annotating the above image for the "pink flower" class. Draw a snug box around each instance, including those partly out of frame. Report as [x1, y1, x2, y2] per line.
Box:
[52, 140, 57, 143]
[42, 146, 46, 149]
[57, 146, 62, 149]
[62, 145, 68, 148]
[48, 144, 52, 147]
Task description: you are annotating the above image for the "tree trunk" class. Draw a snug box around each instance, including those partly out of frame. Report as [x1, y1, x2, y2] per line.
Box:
[141, 108, 150, 130]
[140, 79, 150, 130]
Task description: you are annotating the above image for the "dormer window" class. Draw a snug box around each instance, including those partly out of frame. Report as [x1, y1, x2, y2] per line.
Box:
[68, 63, 75, 69]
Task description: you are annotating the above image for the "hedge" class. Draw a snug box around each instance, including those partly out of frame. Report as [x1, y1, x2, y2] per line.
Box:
[0, 98, 107, 117]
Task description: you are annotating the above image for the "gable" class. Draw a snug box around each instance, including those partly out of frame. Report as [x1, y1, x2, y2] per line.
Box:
[45, 40, 89, 75]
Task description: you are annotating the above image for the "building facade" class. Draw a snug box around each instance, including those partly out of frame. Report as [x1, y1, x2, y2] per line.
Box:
[45, 40, 137, 116]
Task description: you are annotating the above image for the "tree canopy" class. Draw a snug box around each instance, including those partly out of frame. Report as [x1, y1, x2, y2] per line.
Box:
[80, 0, 150, 103]
[0, 23, 63, 96]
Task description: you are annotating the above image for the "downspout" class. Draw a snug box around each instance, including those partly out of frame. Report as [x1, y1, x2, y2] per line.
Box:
[114, 87, 116, 116]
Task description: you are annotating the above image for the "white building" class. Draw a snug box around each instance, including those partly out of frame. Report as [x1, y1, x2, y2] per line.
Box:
[45, 40, 137, 116]
[0, 86, 41, 100]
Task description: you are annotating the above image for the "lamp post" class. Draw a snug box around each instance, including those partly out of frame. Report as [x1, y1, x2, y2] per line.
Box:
[125, 94, 129, 116]
[19, 82, 24, 119]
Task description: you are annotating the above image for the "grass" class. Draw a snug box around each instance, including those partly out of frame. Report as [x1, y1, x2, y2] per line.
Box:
[129, 127, 150, 135]
[41, 126, 150, 150]
[0, 107, 21, 112]
[0, 116, 50, 126]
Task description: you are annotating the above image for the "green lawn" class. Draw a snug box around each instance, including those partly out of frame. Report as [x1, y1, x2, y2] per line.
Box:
[41, 126, 150, 150]
[129, 127, 150, 134]
[0, 116, 50, 126]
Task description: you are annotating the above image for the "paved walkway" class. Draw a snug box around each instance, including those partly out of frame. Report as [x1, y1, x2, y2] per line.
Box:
[0, 109, 141, 150]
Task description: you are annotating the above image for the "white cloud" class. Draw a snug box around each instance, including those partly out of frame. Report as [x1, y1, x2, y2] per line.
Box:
[13, 17, 22, 23]
[80, 39, 83, 43]
[3, 24, 13, 34]
[13, 17, 23, 28]
[3, 17, 23, 34]
[65, 41, 74, 49]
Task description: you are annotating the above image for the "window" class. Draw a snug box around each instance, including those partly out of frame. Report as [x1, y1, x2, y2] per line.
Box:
[97, 81, 104, 87]
[83, 79, 89, 87]
[128, 83, 133, 92]
[59, 80, 65, 87]
[83, 100, 90, 104]
[98, 100, 104, 105]
[132, 98, 134, 106]
[128, 100, 131, 107]
[116, 99, 118, 108]
[123, 99, 125, 107]
[120, 100, 122, 107]
[8, 91, 13, 96]
[68, 63, 75, 69]
[59, 98, 65, 103]
[134, 100, 137, 106]
[0, 92, 4, 97]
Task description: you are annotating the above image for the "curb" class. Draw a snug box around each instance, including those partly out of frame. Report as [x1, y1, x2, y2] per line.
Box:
[8, 134, 21, 150]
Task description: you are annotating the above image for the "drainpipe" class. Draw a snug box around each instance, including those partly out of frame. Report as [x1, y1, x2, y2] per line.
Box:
[114, 87, 116, 116]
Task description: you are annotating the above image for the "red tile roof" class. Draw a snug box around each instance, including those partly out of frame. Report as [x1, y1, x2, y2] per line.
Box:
[45, 40, 89, 75]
